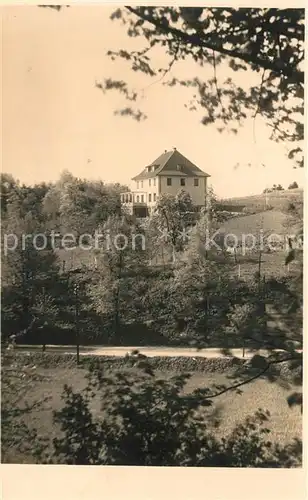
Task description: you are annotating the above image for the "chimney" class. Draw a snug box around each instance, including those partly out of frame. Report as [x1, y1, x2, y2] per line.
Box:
[173, 147, 176, 151]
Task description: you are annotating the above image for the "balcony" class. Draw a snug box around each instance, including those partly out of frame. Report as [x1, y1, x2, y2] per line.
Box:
[121, 191, 148, 217]
[120, 191, 148, 205]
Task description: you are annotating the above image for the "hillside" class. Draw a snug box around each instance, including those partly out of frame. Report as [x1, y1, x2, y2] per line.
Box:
[221, 188, 303, 212]
[56, 209, 299, 272]
[218, 210, 290, 239]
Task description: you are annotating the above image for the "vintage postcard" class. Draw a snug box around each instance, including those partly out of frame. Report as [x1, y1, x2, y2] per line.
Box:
[1, 2, 306, 499]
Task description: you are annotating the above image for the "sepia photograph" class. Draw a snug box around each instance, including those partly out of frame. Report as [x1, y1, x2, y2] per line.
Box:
[1, 3, 304, 478]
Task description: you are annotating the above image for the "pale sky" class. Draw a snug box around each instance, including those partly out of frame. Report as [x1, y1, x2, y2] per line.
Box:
[2, 5, 305, 198]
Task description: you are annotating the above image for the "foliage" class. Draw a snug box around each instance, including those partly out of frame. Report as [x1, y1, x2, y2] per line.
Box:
[1, 173, 50, 221]
[1, 198, 61, 338]
[288, 181, 299, 189]
[1, 173, 18, 217]
[1, 162, 303, 468]
[31, 290, 60, 349]
[101, 7, 304, 167]
[47, 359, 301, 466]
[171, 257, 231, 342]
[152, 191, 194, 260]
[263, 184, 285, 193]
[1, 166, 303, 360]
[86, 214, 148, 338]
[42, 170, 122, 236]
[225, 299, 270, 354]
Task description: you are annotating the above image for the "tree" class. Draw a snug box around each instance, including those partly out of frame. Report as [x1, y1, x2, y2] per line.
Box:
[31, 289, 59, 352]
[153, 191, 194, 262]
[227, 303, 262, 356]
[288, 181, 299, 189]
[169, 249, 236, 345]
[205, 185, 219, 224]
[1, 173, 18, 217]
[42, 171, 122, 236]
[87, 214, 147, 340]
[183, 189, 222, 261]
[1, 191, 61, 340]
[39, 7, 304, 165]
[1, 174, 50, 223]
[282, 198, 303, 251]
[99, 7, 304, 168]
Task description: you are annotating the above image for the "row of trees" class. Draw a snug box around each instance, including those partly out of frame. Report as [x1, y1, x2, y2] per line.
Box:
[0, 172, 227, 347]
[1, 171, 302, 352]
[1, 171, 126, 234]
[263, 181, 299, 193]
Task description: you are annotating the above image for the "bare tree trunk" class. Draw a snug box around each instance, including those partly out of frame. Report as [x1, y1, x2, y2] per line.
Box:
[172, 246, 176, 263]
[258, 248, 262, 295]
[114, 251, 123, 337]
[114, 285, 120, 336]
[76, 291, 80, 364]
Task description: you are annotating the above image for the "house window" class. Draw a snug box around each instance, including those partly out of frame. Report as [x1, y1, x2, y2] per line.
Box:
[141, 181, 143, 188]
[137, 181, 139, 189]
[125, 194, 129, 203]
[149, 179, 151, 187]
[153, 193, 156, 202]
[153, 178, 156, 186]
[141, 195, 144, 203]
[180, 178, 186, 186]
[136, 195, 140, 203]
[194, 178, 199, 187]
[129, 194, 132, 202]
[149, 193, 152, 202]
[167, 178, 172, 186]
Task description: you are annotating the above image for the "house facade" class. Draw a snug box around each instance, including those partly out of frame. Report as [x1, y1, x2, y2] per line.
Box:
[121, 148, 211, 217]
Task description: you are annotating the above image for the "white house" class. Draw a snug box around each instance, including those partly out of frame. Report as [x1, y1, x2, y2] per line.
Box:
[120, 148, 211, 217]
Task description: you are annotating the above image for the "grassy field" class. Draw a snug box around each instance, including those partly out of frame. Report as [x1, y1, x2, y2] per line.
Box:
[2, 355, 302, 464]
[219, 209, 290, 237]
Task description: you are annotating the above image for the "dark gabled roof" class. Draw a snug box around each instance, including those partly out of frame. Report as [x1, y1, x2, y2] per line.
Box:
[132, 149, 211, 180]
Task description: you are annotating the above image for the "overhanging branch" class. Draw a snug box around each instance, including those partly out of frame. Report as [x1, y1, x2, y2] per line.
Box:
[203, 354, 301, 399]
[125, 7, 304, 84]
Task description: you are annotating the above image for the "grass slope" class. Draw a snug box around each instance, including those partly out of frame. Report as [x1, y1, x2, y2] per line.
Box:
[222, 188, 303, 212]
[218, 210, 290, 238]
